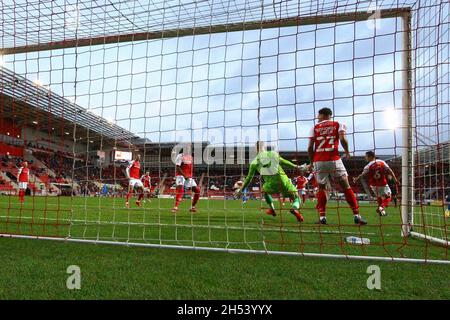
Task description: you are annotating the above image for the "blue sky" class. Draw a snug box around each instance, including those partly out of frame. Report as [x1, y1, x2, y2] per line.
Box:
[3, 16, 407, 154]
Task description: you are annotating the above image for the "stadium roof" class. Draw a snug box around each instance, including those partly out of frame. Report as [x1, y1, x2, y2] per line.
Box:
[0, 66, 139, 144]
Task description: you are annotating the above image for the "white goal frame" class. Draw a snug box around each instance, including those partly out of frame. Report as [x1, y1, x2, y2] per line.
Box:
[1, 6, 449, 264]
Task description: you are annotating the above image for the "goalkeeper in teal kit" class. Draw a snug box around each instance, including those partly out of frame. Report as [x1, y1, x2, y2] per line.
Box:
[234, 141, 305, 222]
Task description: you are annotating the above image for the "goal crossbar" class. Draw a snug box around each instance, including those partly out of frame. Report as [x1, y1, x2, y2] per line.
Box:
[0, 8, 411, 55]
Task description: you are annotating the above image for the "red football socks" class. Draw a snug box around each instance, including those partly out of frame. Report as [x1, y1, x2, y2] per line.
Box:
[192, 186, 200, 207]
[344, 188, 359, 215]
[175, 186, 184, 207]
[381, 196, 391, 209]
[316, 189, 327, 217]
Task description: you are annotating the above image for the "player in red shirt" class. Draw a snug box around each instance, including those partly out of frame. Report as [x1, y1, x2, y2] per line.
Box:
[140, 171, 152, 202]
[17, 161, 29, 203]
[172, 144, 200, 213]
[308, 107, 366, 225]
[306, 172, 318, 202]
[296, 174, 308, 204]
[354, 151, 399, 216]
[125, 154, 144, 208]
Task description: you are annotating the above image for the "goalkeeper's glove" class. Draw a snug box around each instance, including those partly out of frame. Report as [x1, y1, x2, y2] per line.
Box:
[298, 163, 309, 172]
[233, 188, 243, 199]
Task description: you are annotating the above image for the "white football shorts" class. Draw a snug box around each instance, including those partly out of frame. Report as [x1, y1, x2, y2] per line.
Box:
[371, 185, 392, 198]
[129, 178, 144, 188]
[175, 176, 197, 188]
[313, 159, 348, 185]
[18, 182, 28, 190]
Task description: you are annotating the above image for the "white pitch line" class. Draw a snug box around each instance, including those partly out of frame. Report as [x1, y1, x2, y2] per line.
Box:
[0, 215, 385, 236]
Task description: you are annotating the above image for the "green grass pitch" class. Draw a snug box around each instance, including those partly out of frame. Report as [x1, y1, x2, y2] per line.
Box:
[0, 195, 448, 299]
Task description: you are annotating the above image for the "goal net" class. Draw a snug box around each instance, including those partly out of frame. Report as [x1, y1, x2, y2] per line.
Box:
[0, 0, 448, 264]
[410, 0, 449, 247]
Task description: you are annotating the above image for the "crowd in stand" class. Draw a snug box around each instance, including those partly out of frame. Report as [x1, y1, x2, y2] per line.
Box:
[415, 164, 450, 201]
